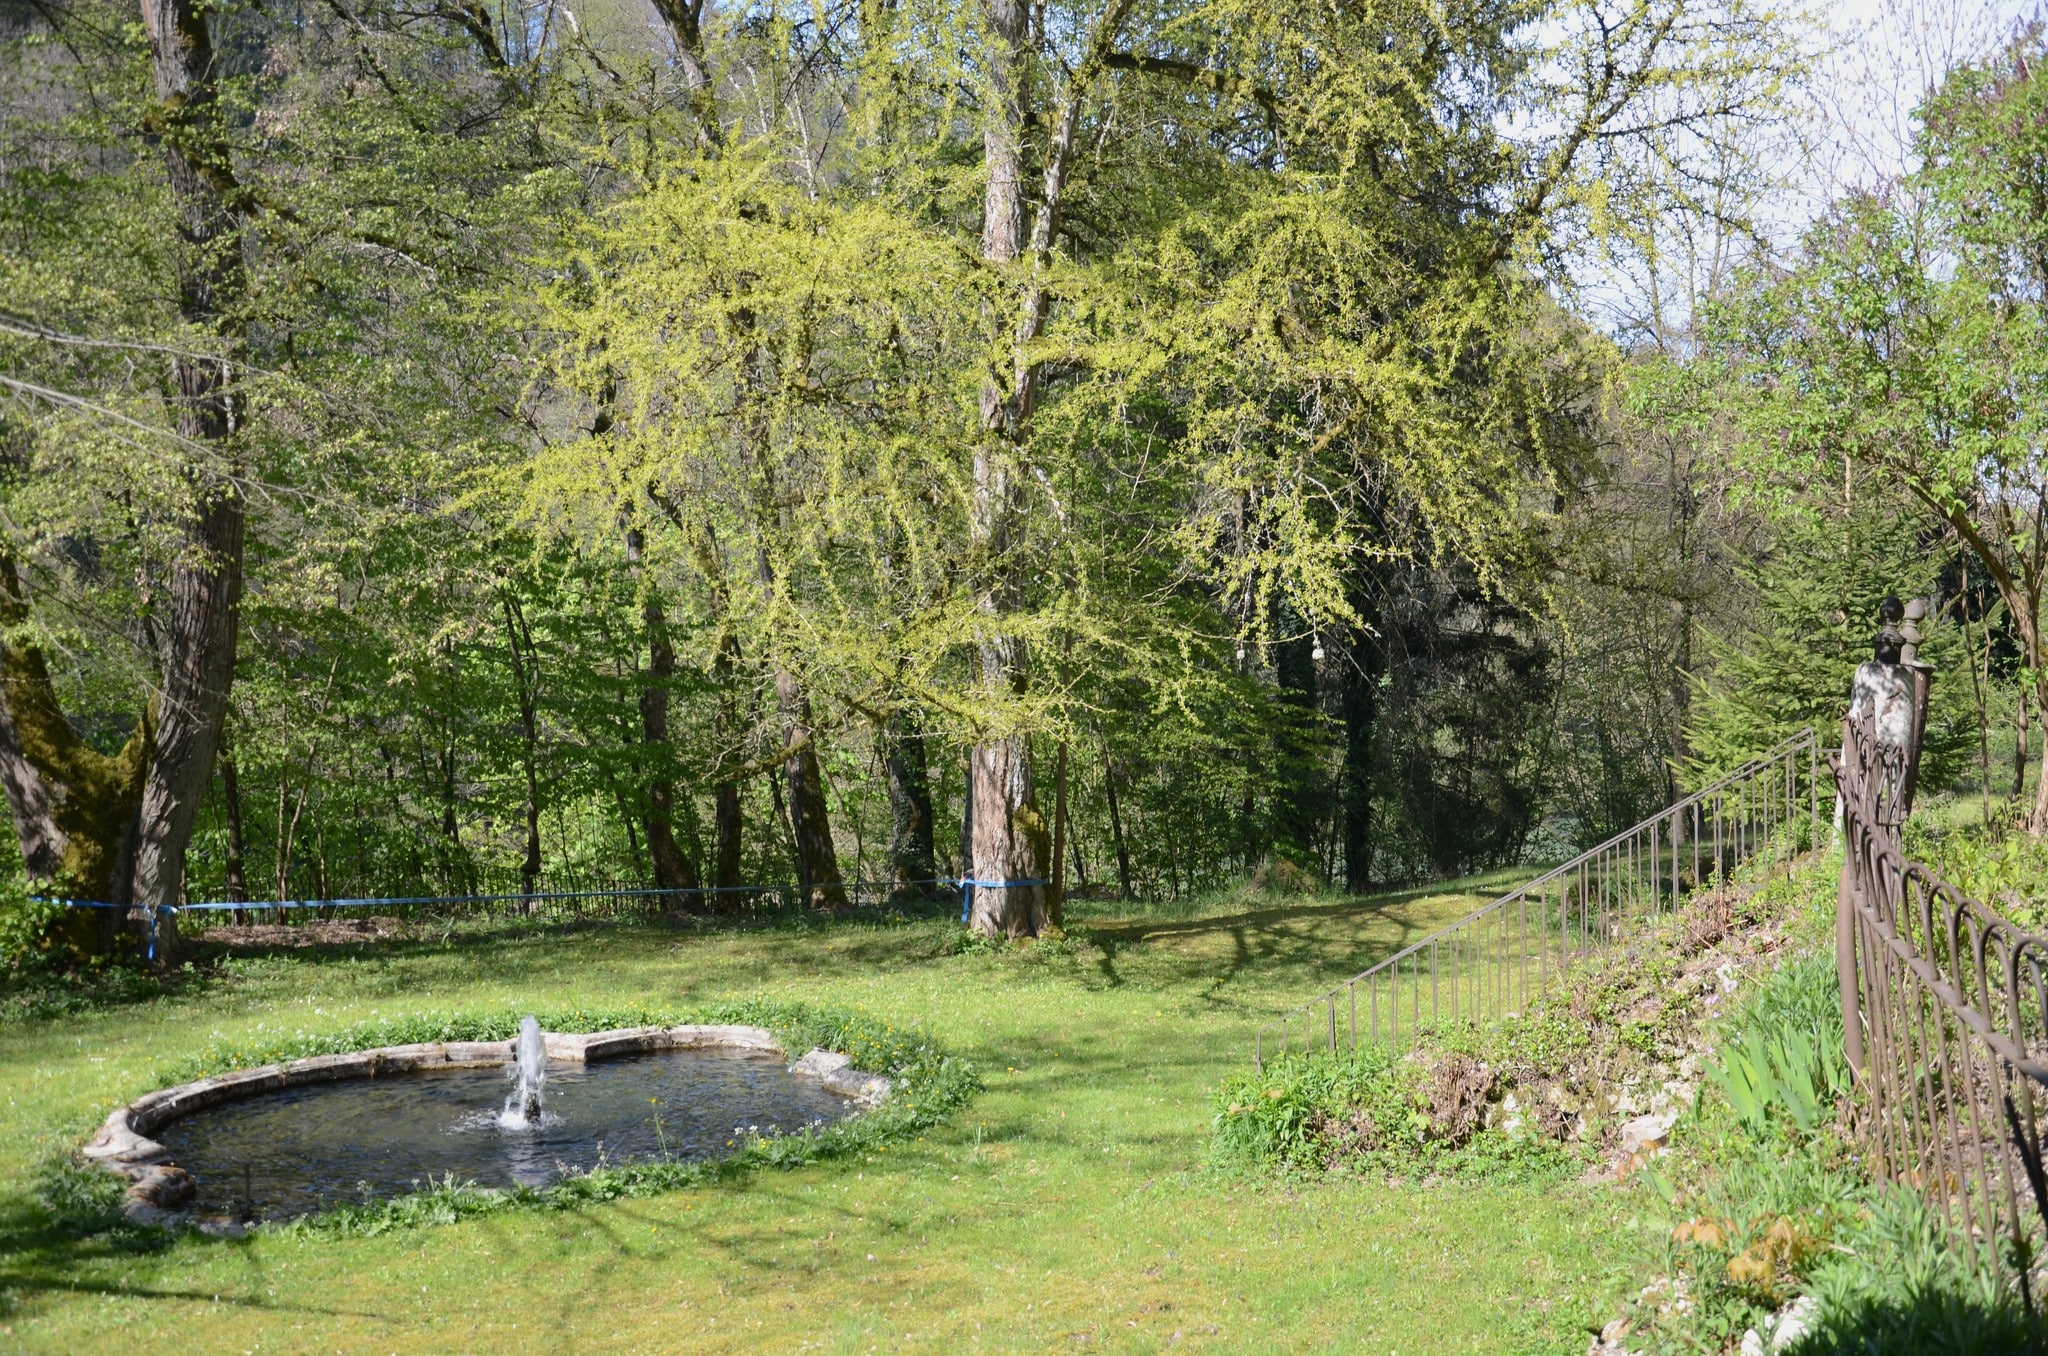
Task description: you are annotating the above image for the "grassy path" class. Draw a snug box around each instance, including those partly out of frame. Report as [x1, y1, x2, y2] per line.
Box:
[0, 878, 1652, 1354]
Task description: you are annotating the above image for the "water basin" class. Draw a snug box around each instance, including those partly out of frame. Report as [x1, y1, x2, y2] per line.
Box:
[154, 1047, 853, 1219]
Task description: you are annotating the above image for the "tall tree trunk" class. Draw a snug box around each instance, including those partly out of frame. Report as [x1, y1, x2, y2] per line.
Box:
[1666, 441, 1695, 801]
[1049, 737, 1069, 926]
[1341, 587, 1382, 895]
[707, 620, 745, 892]
[958, 0, 1138, 934]
[776, 674, 845, 907]
[768, 765, 790, 886]
[714, 778, 743, 889]
[964, 0, 1043, 938]
[1959, 564, 1992, 826]
[1068, 807, 1089, 894]
[882, 711, 937, 901]
[2031, 673, 2048, 834]
[623, 526, 701, 898]
[637, 596, 699, 896]
[957, 755, 974, 884]
[1273, 619, 1319, 864]
[502, 591, 543, 900]
[744, 522, 844, 907]
[439, 735, 464, 891]
[220, 740, 248, 921]
[1101, 730, 1134, 900]
[123, 0, 249, 960]
[2016, 693, 2030, 803]
[960, 0, 1132, 936]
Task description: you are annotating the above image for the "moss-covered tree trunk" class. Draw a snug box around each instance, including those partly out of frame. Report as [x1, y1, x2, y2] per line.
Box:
[0, 562, 153, 953]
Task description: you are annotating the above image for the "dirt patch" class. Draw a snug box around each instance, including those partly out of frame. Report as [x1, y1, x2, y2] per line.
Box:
[199, 916, 407, 949]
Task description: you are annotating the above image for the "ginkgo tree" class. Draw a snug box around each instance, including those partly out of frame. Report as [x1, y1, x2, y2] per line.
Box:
[527, 0, 1801, 935]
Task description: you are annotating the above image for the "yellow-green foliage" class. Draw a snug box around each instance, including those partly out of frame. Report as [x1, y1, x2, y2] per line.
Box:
[516, 0, 1807, 753]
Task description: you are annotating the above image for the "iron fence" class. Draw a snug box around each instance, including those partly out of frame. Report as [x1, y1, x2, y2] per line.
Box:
[1837, 714, 2048, 1294]
[1254, 729, 1822, 1069]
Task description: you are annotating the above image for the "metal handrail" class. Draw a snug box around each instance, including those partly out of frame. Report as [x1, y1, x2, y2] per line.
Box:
[1253, 727, 1820, 1067]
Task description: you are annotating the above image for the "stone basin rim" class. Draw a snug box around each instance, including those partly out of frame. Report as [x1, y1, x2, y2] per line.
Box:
[81, 1022, 891, 1228]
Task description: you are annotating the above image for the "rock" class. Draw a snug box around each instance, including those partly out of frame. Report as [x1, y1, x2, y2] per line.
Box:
[196, 1215, 253, 1239]
[1619, 1112, 1677, 1156]
[1637, 1275, 1691, 1317]
[1654, 1078, 1696, 1115]
[121, 1200, 180, 1228]
[790, 1048, 853, 1079]
[822, 1067, 891, 1104]
[126, 1164, 194, 1209]
[1772, 1294, 1819, 1347]
[1741, 1293, 1820, 1354]
[1487, 1089, 1524, 1136]
[1587, 1315, 1645, 1355]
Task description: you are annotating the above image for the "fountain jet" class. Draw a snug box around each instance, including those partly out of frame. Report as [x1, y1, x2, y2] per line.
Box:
[500, 1016, 547, 1129]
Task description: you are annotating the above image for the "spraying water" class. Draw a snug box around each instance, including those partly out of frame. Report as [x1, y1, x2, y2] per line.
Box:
[498, 1016, 547, 1130]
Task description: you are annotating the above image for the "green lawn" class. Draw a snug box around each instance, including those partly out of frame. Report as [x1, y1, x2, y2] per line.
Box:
[0, 877, 1654, 1354]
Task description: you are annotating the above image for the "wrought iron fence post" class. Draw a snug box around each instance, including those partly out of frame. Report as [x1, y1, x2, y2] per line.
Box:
[1835, 597, 1929, 1083]
[1838, 812, 1866, 1078]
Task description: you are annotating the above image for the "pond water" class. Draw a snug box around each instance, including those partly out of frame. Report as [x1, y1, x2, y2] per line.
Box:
[155, 1048, 853, 1220]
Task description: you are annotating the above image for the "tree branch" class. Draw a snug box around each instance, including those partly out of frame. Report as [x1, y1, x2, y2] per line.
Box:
[1101, 52, 1278, 120]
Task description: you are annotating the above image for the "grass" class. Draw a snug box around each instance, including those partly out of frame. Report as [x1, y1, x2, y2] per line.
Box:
[0, 873, 1655, 1354]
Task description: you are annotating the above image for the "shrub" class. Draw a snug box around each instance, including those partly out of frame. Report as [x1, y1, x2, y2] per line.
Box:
[1212, 1047, 1418, 1169]
[1906, 814, 2048, 931]
[1637, 943, 2042, 1352]
[1789, 1188, 2040, 1354]
[1210, 1046, 1578, 1180]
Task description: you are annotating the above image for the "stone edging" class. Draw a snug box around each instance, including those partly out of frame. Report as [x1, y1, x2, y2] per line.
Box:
[81, 1023, 891, 1228]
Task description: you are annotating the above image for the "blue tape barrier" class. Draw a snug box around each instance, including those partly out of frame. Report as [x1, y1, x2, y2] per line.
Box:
[44, 901, 180, 963]
[956, 878, 1049, 924]
[35, 877, 998, 953]
[41, 873, 1061, 952]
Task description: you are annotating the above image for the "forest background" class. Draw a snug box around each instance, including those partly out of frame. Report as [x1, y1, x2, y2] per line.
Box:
[1, 0, 2040, 950]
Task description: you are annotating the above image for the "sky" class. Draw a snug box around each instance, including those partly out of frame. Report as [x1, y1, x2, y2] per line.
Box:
[1805, 0, 2035, 200]
[1578, 0, 2040, 342]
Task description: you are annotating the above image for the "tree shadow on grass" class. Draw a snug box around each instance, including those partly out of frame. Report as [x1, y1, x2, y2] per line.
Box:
[1079, 881, 1485, 945]
[0, 1172, 389, 1323]
[0, 963, 207, 1026]
[1784, 1288, 2047, 1354]
[1075, 890, 1485, 1007]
